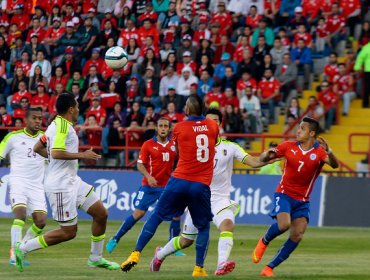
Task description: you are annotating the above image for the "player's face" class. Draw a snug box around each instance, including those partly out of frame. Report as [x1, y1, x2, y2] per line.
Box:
[296, 122, 314, 142]
[206, 114, 221, 127]
[26, 111, 42, 132]
[156, 119, 170, 138]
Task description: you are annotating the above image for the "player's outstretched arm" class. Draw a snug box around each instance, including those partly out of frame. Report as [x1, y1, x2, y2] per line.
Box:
[34, 140, 48, 158]
[137, 162, 157, 187]
[317, 136, 339, 169]
[259, 148, 277, 163]
[244, 156, 269, 168]
[51, 147, 101, 161]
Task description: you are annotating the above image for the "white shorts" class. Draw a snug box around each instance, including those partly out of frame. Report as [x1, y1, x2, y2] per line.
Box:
[9, 183, 47, 214]
[46, 179, 99, 226]
[182, 197, 240, 240]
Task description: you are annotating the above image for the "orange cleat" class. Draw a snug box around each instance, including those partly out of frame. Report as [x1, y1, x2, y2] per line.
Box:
[252, 238, 268, 264]
[260, 266, 274, 277]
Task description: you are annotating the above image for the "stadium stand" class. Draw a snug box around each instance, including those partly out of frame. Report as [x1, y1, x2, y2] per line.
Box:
[0, 0, 368, 172]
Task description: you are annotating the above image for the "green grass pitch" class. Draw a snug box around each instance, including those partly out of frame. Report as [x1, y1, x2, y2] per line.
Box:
[0, 217, 370, 279]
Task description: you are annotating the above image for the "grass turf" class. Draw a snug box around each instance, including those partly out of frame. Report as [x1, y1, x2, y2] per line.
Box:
[0, 217, 370, 279]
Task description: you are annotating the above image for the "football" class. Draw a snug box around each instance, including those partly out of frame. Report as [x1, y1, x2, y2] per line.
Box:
[105, 46, 128, 69]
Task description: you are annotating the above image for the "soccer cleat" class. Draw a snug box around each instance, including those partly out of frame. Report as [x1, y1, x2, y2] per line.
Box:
[105, 237, 118, 253]
[150, 246, 163, 272]
[121, 251, 141, 272]
[214, 260, 236, 276]
[174, 251, 186, 256]
[88, 257, 120, 270]
[260, 266, 274, 277]
[14, 242, 25, 272]
[192, 265, 208, 277]
[252, 238, 268, 264]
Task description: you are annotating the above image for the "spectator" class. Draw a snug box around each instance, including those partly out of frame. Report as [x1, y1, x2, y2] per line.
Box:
[126, 101, 145, 126]
[274, 53, 298, 103]
[214, 35, 235, 64]
[258, 68, 280, 123]
[44, 17, 65, 54]
[140, 66, 161, 110]
[48, 83, 64, 119]
[10, 4, 30, 32]
[107, 102, 127, 128]
[97, 20, 119, 50]
[210, 1, 232, 35]
[161, 85, 184, 112]
[326, 2, 346, 56]
[77, 16, 99, 59]
[9, 37, 24, 69]
[58, 47, 82, 79]
[177, 66, 198, 97]
[221, 66, 237, 92]
[24, 33, 47, 62]
[31, 82, 50, 112]
[251, 19, 274, 47]
[236, 48, 258, 79]
[138, 48, 161, 78]
[101, 8, 118, 30]
[122, 120, 143, 160]
[234, 34, 253, 63]
[160, 34, 175, 62]
[305, 95, 325, 131]
[256, 54, 276, 81]
[162, 52, 178, 74]
[245, 5, 263, 29]
[196, 54, 214, 77]
[197, 70, 214, 99]
[278, 0, 301, 26]
[126, 38, 141, 66]
[66, 71, 85, 93]
[214, 53, 237, 80]
[77, 115, 102, 147]
[142, 103, 160, 127]
[224, 104, 242, 134]
[0, 104, 13, 127]
[204, 82, 225, 108]
[86, 97, 107, 126]
[138, 18, 160, 47]
[10, 66, 29, 94]
[192, 16, 211, 46]
[288, 7, 309, 35]
[142, 119, 157, 142]
[291, 38, 312, 91]
[106, 69, 127, 97]
[177, 51, 197, 74]
[240, 86, 261, 134]
[236, 70, 258, 99]
[11, 81, 32, 109]
[13, 97, 30, 121]
[254, 36, 272, 66]
[106, 118, 125, 166]
[317, 81, 338, 132]
[157, 0, 179, 31]
[270, 37, 289, 66]
[162, 101, 185, 122]
[83, 65, 105, 92]
[285, 97, 301, 122]
[15, 51, 32, 77]
[14, 118, 24, 128]
[29, 65, 49, 94]
[359, 21, 370, 48]
[159, 66, 179, 102]
[26, 16, 46, 44]
[49, 66, 68, 93]
[137, 2, 158, 25]
[354, 41, 370, 108]
[315, 17, 331, 53]
[117, 19, 139, 47]
[29, 50, 52, 81]
[333, 63, 356, 116]
[323, 52, 339, 83]
[0, 35, 10, 61]
[222, 88, 239, 111]
[293, 23, 312, 48]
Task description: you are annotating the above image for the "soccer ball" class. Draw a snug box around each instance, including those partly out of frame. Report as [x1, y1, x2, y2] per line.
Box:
[105, 46, 128, 69]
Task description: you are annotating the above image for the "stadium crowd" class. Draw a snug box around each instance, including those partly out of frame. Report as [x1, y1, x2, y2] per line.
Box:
[0, 0, 367, 165]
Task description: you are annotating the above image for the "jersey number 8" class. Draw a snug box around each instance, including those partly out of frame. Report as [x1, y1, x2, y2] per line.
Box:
[196, 134, 209, 162]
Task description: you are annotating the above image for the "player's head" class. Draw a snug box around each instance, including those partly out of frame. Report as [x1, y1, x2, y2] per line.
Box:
[25, 107, 43, 133]
[156, 117, 171, 139]
[297, 117, 320, 141]
[185, 95, 204, 117]
[56, 93, 79, 123]
[205, 108, 222, 127]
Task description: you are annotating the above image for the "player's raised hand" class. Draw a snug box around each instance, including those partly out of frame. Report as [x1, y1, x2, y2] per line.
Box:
[317, 136, 329, 152]
[83, 147, 101, 161]
[260, 148, 277, 162]
[147, 175, 158, 187]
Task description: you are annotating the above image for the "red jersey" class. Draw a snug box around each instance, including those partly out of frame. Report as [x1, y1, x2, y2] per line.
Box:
[162, 113, 185, 123]
[83, 58, 105, 76]
[326, 14, 346, 34]
[274, 141, 327, 201]
[86, 106, 107, 125]
[86, 129, 102, 146]
[2, 114, 13, 126]
[318, 89, 338, 109]
[15, 61, 32, 76]
[205, 91, 225, 106]
[210, 12, 232, 34]
[137, 27, 160, 47]
[294, 32, 312, 46]
[12, 91, 32, 104]
[137, 137, 177, 187]
[335, 74, 354, 95]
[10, 14, 30, 32]
[48, 94, 58, 115]
[118, 27, 139, 47]
[316, 24, 330, 38]
[302, 0, 320, 20]
[49, 76, 68, 92]
[222, 96, 240, 109]
[45, 27, 66, 41]
[237, 78, 258, 94]
[13, 108, 26, 120]
[340, 0, 360, 17]
[245, 14, 262, 29]
[264, 0, 281, 12]
[137, 11, 158, 23]
[172, 117, 219, 186]
[324, 64, 339, 83]
[234, 45, 254, 63]
[26, 28, 47, 43]
[177, 61, 197, 75]
[31, 94, 50, 111]
[258, 77, 280, 99]
[193, 29, 211, 44]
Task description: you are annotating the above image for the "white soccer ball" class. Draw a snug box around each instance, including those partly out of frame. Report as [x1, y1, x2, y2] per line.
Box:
[105, 46, 128, 70]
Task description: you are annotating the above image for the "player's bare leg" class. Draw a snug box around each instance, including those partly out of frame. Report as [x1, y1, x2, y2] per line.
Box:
[86, 200, 119, 270]
[215, 218, 236, 276]
[261, 216, 307, 277]
[253, 213, 290, 264]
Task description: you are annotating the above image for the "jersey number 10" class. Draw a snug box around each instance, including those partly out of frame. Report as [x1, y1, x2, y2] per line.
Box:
[196, 134, 209, 162]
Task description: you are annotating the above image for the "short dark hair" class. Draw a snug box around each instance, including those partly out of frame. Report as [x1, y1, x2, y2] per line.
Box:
[205, 108, 223, 123]
[302, 117, 320, 136]
[56, 93, 77, 115]
[25, 107, 42, 118]
[146, 103, 154, 109]
[157, 117, 171, 126]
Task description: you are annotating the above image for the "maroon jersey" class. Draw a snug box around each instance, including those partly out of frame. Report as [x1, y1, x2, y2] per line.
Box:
[274, 141, 327, 201]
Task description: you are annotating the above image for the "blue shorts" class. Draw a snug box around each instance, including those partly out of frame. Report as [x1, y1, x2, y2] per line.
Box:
[270, 193, 310, 223]
[154, 177, 213, 229]
[133, 185, 164, 211]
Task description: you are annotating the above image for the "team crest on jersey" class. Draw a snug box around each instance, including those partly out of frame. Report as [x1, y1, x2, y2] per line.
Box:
[310, 154, 317, 160]
[223, 149, 227, 156]
[170, 145, 176, 151]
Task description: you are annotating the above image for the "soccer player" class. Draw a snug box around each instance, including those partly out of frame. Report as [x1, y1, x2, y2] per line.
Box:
[149, 108, 269, 276]
[105, 118, 182, 254]
[14, 93, 119, 272]
[251, 117, 339, 277]
[120, 95, 219, 276]
[0, 108, 47, 266]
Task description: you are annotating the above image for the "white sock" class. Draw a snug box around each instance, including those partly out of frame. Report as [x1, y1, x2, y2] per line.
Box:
[11, 219, 24, 258]
[218, 231, 234, 267]
[89, 234, 105, 262]
[20, 235, 47, 253]
[157, 236, 182, 260]
[23, 223, 43, 242]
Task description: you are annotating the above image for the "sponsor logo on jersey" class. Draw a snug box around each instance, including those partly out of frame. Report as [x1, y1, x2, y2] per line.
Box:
[21, 142, 26, 145]
[153, 147, 158, 151]
[291, 149, 297, 155]
[223, 149, 227, 156]
[170, 145, 176, 151]
[310, 153, 317, 160]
